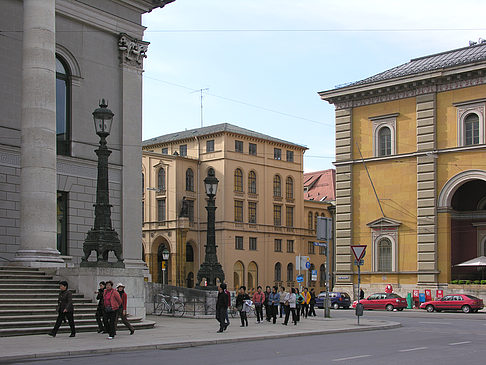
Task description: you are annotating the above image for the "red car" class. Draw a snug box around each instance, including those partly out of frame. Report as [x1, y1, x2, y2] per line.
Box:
[420, 294, 484, 313]
[352, 293, 407, 311]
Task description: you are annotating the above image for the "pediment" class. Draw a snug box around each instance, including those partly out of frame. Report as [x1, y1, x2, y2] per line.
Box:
[366, 217, 401, 228]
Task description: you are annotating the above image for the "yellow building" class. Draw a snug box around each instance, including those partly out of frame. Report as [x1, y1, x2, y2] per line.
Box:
[319, 43, 486, 296]
[142, 123, 332, 291]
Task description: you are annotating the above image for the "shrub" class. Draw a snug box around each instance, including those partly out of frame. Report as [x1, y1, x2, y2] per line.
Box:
[474, 280, 481, 284]
[450, 280, 459, 284]
[465, 280, 472, 285]
[481, 280, 486, 285]
[458, 280, 466, 285]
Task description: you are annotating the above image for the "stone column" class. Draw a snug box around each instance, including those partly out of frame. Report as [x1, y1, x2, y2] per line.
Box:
[14, 0, 63, 266]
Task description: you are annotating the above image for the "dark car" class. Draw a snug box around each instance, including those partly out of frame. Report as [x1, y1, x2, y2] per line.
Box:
[420, 294, 484, 313]
[316, 292, 351, 309]
[352, 293, 407, 311]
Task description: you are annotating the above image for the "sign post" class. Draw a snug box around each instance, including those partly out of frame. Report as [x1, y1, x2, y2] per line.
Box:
[350, 245, 366, 325]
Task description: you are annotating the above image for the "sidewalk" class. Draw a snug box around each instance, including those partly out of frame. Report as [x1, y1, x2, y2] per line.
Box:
[0, 315, 400, 362]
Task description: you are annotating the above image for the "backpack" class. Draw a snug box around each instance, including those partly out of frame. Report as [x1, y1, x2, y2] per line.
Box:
[297, 294, 304, 304]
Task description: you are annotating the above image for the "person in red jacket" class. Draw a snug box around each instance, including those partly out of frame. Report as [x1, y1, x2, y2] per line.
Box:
[103, 280, 122, 339]
[252, 286, 265, 323]
[115, 283, 135, 335]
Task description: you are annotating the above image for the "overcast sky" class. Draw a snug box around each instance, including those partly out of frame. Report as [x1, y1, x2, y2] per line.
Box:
[142, 0, 486, 172]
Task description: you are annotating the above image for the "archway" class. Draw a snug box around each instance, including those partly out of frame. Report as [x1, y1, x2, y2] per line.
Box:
[155, 239, 171, 284]
[186, 272, 194, 288]
[248, 261, 258, 291]
[233, 261, 244, 290]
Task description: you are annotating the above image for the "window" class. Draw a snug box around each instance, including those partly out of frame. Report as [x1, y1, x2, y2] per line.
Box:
[287, 263, 294, 282]
[235, 236, 243, 250]
[456, 102, 485, 146]
[319, 244, 327, 255]
[157, 168, 165, 192]
[248, 171, 257, 194]
[248, 201, 257, 224]
[185, 168, 194, 191]
[464, 113, 480, 145]
[274, 239, 282, 252]
[378, 127, 392, 156]
[206, 139, 215, 152]
[142, 173, 145, 195]
[161, 148, 168, 155]
[57, 192, 68, 255]
[249, 237, 257, 251]
[274, 148, 281, 160]
[273, 175, 281, 197]
[56, 56, 71, 156]
[308, 212, 313, 230]
[180, 144, 187, 157]
[286, 240, 294, 253]
[273, 205, 281, 226]
[315, 212, 318, 231]
[319, 264, 326, 284]
[157, 199, 166, 222]
[286, 206, 294, 227]
[286, 150, 294, 162]
[371, 114, 397, 157]
[187, 199, 194, 222]
[235, 140, 243, 153]
[308, 241, 315, 255]
[234, 200, 243, 222]
[286, 177, 294, 199]
[234, 168, 243, 192]
[186, 243, 194, 262]
[275, 262, 282, 282]
[377, 238, 392, 272]
[249, 143, 257, 156]
[142, 201, 144, 222]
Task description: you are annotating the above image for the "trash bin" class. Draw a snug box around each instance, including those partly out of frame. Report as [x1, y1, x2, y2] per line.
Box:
[406, 293, 413, 309]
[355, 303, 364, 317]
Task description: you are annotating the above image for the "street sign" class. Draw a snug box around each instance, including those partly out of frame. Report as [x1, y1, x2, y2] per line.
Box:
[305, 261, 311, 269]
[161, 261, 166, 270]
[296, 255, 310, 270]
[350, 245, 367, 262]
[313, 242, 327, 247]
[354, 259, 364, 266]
[317, 216, 332, 241]
[311, 270, 317, 281]
[296, 274, 304, 283]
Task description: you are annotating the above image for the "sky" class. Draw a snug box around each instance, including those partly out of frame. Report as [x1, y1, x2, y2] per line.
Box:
[141, 0, 486, 172]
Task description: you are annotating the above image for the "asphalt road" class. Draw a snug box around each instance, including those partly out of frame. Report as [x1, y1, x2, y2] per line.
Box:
[11, 309, 486, 365]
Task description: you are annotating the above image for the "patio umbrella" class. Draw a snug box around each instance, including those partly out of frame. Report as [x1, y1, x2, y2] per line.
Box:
[455, 256, 486, 280]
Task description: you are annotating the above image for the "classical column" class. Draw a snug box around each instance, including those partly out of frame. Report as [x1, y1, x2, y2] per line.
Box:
[118, 34, 149, 268]
[14, 0, 63, 266]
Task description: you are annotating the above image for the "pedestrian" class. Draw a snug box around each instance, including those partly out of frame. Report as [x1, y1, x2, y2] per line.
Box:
[115, 283, 135, 335]
[264, 285, 272, 321]
[359, 288, 365, 300]
[95, 281, 107, 333]
[103, 280, 122, 340]
[269, 286, 280, 324]
[48, 281, 75, 338]
[252, 286, 265, 323]
[309, 288, 317, 317]
[279, 286, 287, 318]
[235, 286, 250, 327]
[301, 287, 310, 318]
[216, 283, 229, 333]
[295, 289, 303, 322]
[283, 288, 297, 325]
[222, 283, 231, 330]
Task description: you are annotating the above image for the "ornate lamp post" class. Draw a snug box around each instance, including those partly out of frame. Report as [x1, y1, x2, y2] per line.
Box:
[81, 100, 124, 268]
[162, 248, 169, 285]
[196, 168, 225, 290]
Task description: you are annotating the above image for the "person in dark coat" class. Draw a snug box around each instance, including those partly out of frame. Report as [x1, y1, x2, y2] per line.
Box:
[95, 281, 106, 333]
[216, 284, 229, 333]
[360, 288, 365, 300]
[235, 286, 250, 327]
[308, 288, 317, 317]
[48, 281, 75, 337]
[264, 286, 272, 321]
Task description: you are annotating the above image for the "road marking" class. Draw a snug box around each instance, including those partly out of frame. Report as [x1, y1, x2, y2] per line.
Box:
[419, 321, 451, 325]
[332, 355, 372, 362]
[399, 347, 428, 352]
[449, 341, 471, 346]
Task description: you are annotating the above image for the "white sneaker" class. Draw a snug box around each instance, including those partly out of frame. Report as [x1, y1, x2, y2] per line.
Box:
[107, 336, 113, 340]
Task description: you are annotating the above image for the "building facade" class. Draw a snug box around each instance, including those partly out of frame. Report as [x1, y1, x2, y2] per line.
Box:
[320, 42, 486, 295]
[142, 123, 332, 291]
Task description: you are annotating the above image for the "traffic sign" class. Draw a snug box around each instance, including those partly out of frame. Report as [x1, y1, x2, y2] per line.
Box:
[313, 242, 327, 247]
[296, 255, 310, 270]
[350, 245, 366, 262]
[354, 259, 364, 266]
[305, 261, 311, 269]
[311, 270, 317, 281]
[296, 274, 304, 283]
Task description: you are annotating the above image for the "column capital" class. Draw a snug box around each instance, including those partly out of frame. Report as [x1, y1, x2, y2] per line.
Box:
[118, 33, 150, 69]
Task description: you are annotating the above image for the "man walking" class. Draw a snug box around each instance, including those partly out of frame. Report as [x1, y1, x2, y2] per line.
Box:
[309, 288, 317, 317]
[264, 286, 272, 322]
[48, 281, 75, 337]
[216, 284, 229, 333]
[269, 286, 280, 324]
[95, 281, 106, 333]
[115, 283, 135, 335]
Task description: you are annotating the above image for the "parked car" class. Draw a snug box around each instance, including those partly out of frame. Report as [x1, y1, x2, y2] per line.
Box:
[419, 294, 484, 313]
[352, 293, 407, 311]
[316, 292, 351, 309]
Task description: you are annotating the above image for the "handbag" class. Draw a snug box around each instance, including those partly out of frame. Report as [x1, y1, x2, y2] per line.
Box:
[284, 300, 289, 306]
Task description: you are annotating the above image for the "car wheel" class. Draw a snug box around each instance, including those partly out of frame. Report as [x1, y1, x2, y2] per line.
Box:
[426, 305, 435, 313]
[333, 303, 339, 310]
[462, 305, 471, 313]
[386, 304, 394, 311]
[397, 308, 404, 311]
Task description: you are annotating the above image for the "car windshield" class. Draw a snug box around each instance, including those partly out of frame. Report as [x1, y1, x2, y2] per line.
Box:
[466, 295, 479, 300]
[388, 293, 402, 298]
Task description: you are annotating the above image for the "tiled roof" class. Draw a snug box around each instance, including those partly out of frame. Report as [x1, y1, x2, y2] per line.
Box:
[303, 169, 336, 201]
[347, 42, 486, 88]
[142, 123, 306, 149]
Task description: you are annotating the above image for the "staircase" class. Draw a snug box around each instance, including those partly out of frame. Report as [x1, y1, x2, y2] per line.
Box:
[0, 267, 155, 336]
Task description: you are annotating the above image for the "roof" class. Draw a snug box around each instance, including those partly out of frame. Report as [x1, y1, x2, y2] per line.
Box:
[303, 169, 336, 201]
[143, 123, 307, 149]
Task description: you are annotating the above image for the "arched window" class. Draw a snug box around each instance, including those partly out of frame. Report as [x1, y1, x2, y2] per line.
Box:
[378, 127, 392, 156]
[234, 168, 243, 192]
[464, 113, 480, 145]
[319, 264, 326, 284]
[308, 211, 313, 230]
[56, 55, 71, 156]
[248, 261, 258, 290]
[248, 171, 257, 194]
[286, 176, 294, 199]
[233, 261, 244, 290]
[157, 168, 165, 192]
[315, 212, 318, 230]
[377, 238, 392, 272]
[186, 243, 194, 262]
[142, 173, 145, 195]
[273, 175, 281, 197]
[186, 168, 194, 191]
[287, 263, 294, 282]
[274, 262, 282, 282]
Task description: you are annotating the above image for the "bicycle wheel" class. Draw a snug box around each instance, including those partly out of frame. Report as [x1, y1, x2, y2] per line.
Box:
[154, 301, 168, 316]
[173, 302, 185, 317]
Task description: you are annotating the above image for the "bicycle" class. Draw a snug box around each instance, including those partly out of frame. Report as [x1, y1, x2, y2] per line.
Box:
[154, 294, 185, 317]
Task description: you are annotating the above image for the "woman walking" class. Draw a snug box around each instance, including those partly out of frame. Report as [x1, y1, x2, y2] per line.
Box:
[115, 283, 135, 335]
[235, 286, 250, 327]
[48, 281, 75, 337]
[103, 280, 122, 339]
[269, 286, 280, 324]
[283, 288, 297, 325]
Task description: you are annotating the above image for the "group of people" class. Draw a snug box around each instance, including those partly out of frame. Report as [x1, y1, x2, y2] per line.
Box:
[215, 284, 318, 332]
[48, 280, 135, 339]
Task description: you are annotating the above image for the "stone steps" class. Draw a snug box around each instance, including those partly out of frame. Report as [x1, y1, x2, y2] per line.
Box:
[0, 316, 144, 328]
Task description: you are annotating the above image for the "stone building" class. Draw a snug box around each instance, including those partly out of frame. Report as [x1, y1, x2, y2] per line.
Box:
[142, 123, 333, 291]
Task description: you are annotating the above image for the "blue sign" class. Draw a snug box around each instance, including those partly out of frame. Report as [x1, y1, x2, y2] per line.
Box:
[313, 242, 327, 247]
[305, 261, 311, 269]
[296, 274, 304, 283]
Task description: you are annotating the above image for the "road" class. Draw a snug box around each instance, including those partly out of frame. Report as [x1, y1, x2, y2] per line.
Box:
[11, 309, 486, 364]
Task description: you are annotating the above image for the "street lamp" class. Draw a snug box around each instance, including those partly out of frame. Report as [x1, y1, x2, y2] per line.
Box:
[162, 248, 169, 285]
[80, 100, 124, 267]
[196, 168, 225, 290]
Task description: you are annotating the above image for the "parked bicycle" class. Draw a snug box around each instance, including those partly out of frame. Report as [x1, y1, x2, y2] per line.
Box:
[154, 294, 185, 317]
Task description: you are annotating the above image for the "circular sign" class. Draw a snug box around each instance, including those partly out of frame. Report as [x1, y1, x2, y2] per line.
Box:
[305, 261, 311, 269]
[296, 274, 304, 283]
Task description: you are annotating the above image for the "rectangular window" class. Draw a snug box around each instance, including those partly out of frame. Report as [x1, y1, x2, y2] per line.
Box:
[308, 241, 315, 255]
[286, 206, 294, 227]
[319, 245, 327, 255]
[234, 200, 243, 222]
[235, 140, 243, 153]
[286, 150, 294, 162]
[274, 148, 281, 160]
[287, 240, 294, 253]
[180, 144, 187, 157]
[274, 239, 282, 252]
[187, 199, 194, 222]
[235, 236, 243, 250]
[161, 148, 168, 155]
[249, 237, 257, 251]
[57, 191, 68, 255]
[157, 199, 166, 222]
[248, 201, 257, 224]
[206, 139, 215, 152]
[142, 201, 144, 223]
[249, 143, 257, 156]
[273, 205, 282, 226]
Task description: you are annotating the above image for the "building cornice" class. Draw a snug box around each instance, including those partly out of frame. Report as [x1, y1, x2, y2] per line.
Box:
[113, 0, 175, 13]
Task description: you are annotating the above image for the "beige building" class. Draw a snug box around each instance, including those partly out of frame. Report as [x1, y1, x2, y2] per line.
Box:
[142, 123, 332, 291]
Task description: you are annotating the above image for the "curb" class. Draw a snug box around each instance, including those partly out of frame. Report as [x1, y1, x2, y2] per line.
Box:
[0, 321, 400, 363]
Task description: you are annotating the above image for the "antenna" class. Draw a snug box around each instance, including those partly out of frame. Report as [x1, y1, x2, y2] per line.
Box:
[191, 88, 209, 127]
